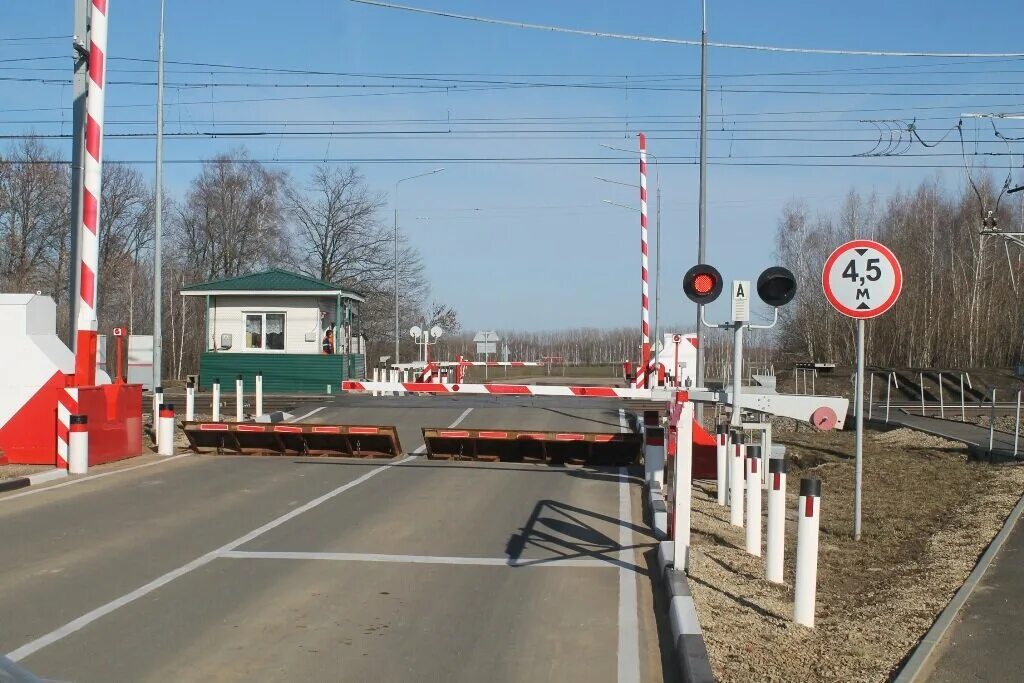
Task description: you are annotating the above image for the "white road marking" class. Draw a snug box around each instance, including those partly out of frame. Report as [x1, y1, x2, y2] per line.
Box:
[220, 550, 607, 568]
[413, 407, 474, 454]
[289, 406, 325, 423]
[617, 466, 641, 683]
[618, 408, 628, 433]
[6, 455, 413, 663]
[0, 454, 191, 504]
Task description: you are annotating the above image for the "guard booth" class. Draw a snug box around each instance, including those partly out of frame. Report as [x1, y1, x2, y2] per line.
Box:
[180, 269, 368, 392]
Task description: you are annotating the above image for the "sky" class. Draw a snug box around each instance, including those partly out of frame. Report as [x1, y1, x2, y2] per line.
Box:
[3, 1, 1024, 333]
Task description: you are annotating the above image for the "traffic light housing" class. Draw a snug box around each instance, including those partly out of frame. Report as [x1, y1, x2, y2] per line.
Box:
[756, 266, 797, 307]
[683, 264, 724, 305]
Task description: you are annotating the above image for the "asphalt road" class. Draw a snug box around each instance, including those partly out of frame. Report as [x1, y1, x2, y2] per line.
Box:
[0, 398, 674, 682]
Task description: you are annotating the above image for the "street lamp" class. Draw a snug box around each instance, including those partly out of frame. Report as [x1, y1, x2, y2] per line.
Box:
[394, 167, 445, 364]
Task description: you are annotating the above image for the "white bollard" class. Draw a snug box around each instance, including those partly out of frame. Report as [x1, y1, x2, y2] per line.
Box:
[68, 414, 89, 474]
[730, 430, 745, 527]
[745, 445, 762, 556]
[794, 477, 822, 627]
[672, 401, 694, 571]
[152, 386, 164, 443]
[716, 423, 728, 506]
[766, 457, 787, 583]
[185, 380, 195, 422]
[644, 426, 666, 487]
[255, 371, 263, 417]
[157, 404, 175, 456]
[235, 375, 244, 422]
[212, 379, 221, 421]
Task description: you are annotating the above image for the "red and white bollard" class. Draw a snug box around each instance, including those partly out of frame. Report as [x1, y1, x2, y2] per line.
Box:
[157, 404, 175, 456]
[152, 386, 164, 443]
[185, 379, 195, 421]
[794, 477, 822, 627]
[235, 375, 244, 421]
[255, 371, 264, 417]
[69, 414, 89, 474]
[766, 457, 787, 584]
[716, 423, 728, 506]
[730, 430, 745, 527]
[672, 401, 694, 571]
[745, 445, 762, 556]
[211, 378, 221, 421]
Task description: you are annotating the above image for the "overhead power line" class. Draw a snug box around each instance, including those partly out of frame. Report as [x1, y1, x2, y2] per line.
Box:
[350, 0, 1024, 58]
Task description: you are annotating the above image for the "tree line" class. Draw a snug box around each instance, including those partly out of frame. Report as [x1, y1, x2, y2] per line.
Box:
[0, 138, 457, 378]
[775, 177, 1024, 369]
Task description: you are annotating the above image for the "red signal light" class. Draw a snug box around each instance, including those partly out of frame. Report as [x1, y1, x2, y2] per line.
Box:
[683, 264, 724, 305]
[693, 273, 715, 295]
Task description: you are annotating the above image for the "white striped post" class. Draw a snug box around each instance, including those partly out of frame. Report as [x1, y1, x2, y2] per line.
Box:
[211, 378, 221, 422]
[745, 445, 762, 556]
[72, 0, 109, 387]
[730, 430, 745, 527]
[255, 371, 263, 417]
[235, 375, 244, 422]
[68, 415, 89, 474]
[185, 379, 195, 421]
[794, 478, 822, 627]
[638, 132, 651, 387]
[715, 423, 728, 506]
[157, 404, 175, 456]
[765, 458, 787, 583]
[152, 386, 163, 443]
[672, 400, 694, 571]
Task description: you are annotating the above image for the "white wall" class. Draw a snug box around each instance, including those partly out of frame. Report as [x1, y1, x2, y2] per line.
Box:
[210, 295, 321, 354]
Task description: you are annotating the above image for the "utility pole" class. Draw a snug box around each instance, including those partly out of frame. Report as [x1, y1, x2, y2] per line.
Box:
[68, 0, 89, 346]
[153, 0, 167, 390]
[696, 0, 709, 415]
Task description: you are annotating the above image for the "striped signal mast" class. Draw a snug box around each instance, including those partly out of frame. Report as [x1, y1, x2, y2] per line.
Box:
[74, 0, 109, 387]
[639, 133, 651, 387]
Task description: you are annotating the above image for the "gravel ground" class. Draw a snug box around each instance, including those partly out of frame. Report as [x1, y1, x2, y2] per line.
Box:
[0, 464, 50, 480]
[971, 414, 1019, 434]
[688, 427, 1024, 682]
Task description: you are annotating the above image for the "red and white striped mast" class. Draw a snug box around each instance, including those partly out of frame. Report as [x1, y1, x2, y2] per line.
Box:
[74, 0, 108, 387]
[639, 132, 651, 387]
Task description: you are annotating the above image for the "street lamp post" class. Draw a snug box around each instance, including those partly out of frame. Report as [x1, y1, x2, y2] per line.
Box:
[393, 168, 444, 364]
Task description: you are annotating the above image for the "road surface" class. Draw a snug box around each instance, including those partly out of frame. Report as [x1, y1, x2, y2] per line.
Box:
[0, 397, 675, 682]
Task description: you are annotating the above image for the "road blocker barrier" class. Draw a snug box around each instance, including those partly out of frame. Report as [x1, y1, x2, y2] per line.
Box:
[421, 427, 642, 465]
[182, 421, 403, 458]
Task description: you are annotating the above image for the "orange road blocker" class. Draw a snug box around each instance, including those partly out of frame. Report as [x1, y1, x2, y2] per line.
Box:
[182, 421, 403, 458]
[422, 427, 642, 466]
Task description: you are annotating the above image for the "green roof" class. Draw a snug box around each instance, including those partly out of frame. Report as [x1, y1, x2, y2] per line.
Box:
[180, 269, 364, 300]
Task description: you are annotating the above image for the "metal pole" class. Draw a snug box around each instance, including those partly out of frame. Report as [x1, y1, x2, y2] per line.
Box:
[69, 0, 89, 346]
[695, 0, 709, 419]
[885, 372, 892, 424]
[989, 388, 997, 455]
[654, 180, 662, 365]
[938, 372, 945, 419]
[960, 373, 966, 421]
[153, 0, 166, 391]
[854, 319, 865, 541]
[730, 322, 743, 428]
[868, 372, 874, 421]
[394, 200, 399, 364]
[920, 372, 926, 416]
[1014, 389, 1020, 457]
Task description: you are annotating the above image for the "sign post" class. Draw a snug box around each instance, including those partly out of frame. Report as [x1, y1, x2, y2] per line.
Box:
[822, 239, 902, 540]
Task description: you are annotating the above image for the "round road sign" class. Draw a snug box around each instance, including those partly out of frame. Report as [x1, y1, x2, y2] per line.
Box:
[822, 239, 902, 319]
[672, 334, 682, 343]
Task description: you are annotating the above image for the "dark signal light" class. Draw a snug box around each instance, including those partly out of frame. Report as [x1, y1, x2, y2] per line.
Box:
[756, 266, 798, 307]
[683, 264, 724, 305]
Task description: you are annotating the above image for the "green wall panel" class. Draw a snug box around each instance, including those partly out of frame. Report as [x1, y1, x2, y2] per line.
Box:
[199, 353, 365, 393]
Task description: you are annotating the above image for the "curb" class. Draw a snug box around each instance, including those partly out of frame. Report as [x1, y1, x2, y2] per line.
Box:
[647, 485, 716, 683]
[0, 468, 68, 494]
[893, 488, 1024, 682]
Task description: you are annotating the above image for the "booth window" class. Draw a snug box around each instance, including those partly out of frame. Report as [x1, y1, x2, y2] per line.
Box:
[245, 313, 285, 351]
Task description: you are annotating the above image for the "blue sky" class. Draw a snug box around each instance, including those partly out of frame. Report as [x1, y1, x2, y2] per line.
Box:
[3, 1, 1023, 332]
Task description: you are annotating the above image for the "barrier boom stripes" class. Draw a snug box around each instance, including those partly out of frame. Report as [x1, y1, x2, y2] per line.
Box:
[342, 381, 674, 401]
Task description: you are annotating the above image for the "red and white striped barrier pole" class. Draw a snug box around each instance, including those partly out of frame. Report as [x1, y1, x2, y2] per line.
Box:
[638, 132, 651, 388]
[157, 404, 175, 456]
[73, 0, 109, 387]
[255, 371, 263, 417]
[745, 445, 762, 556]
[766, 458, 787, 584]
[730, 430, 745, 527]
[672, 400, 694, 570]
[455, 355, 464, 383]
[211, 378, 221, 421]
[794, 477, 822, 627]
[185, 379, 195, 421]
[716, 423, 728, 505]
[69, 414, 89, 474]
[235, 375, 244, 421]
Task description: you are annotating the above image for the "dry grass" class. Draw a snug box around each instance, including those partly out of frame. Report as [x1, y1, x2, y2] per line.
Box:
[688, 428, 1024, 682]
